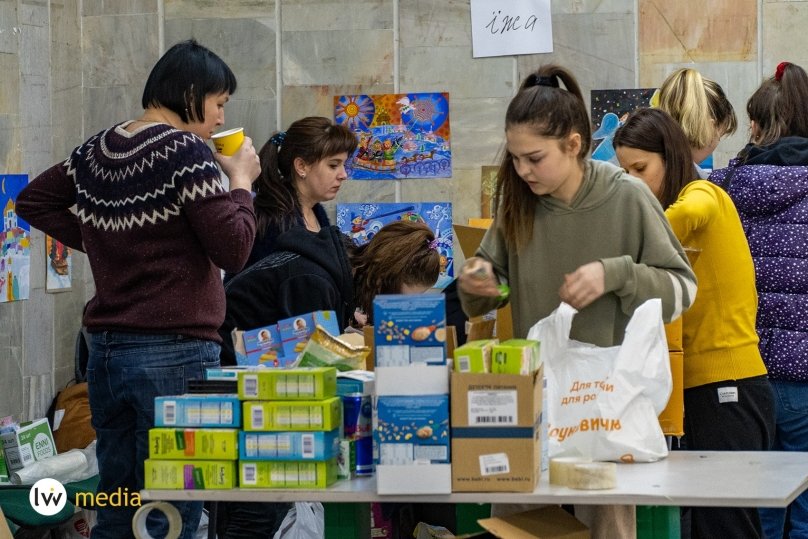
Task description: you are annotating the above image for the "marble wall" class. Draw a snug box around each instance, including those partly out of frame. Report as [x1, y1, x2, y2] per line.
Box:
[1, 0, 805, 421]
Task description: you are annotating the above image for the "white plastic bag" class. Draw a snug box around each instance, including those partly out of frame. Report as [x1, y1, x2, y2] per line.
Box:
[272, 502, 325, 539]
[528, 299, 671, 462]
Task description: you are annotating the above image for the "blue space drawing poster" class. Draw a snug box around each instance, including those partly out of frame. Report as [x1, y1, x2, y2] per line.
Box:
[334, 92, 452, 180]
[336, 202, 453, 288]
[590, 88, 656, 165]
[1, 174, 31, 302]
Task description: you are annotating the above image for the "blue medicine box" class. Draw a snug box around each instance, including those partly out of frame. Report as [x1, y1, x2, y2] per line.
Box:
[374, 394, 450, 465]
[372, 294, 447, 366]
[241, 325, 286, 367]
[239, 429, 340, 461]
[154, 394, 241, 428]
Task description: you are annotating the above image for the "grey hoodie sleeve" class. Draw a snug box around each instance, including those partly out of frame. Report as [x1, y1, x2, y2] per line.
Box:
[457, 222, 509, 318]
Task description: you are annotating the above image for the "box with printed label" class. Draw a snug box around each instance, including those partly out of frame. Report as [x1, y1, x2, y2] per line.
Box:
[144, 459, 237, 489]
[241, 324, 286, 366]
[373, 395, 450, 465]
[243, 397, 342, 432]
[205, 366, 251, 382]
[278, 311, 341, 359]
[453, 339, 498, 373]
[0, 445, 9, 484]
[337, 439, 356, 479]
[238, 367, 337, 400]
[154, 395, 241, 428]
[148, 428, 238, 460]
[373, 295, 447, 366]
[450, 366, 544, 492]
[239, 429, 340, 461]
[239, 459, 338, 488]
[0, 418, 57, 472]
[491, 339, 541, 375]
[336, 370, 374, 396]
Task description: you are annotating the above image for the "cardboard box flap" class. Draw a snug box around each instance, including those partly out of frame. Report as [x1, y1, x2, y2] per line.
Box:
[454, 224, 488, 258]
[477, 507, 589, 538]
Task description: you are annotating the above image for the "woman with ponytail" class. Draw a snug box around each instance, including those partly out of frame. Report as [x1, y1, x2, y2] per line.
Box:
[710, 61, 808, 539]
[457, 64, 696, 539]
[228, 116, 357, 279]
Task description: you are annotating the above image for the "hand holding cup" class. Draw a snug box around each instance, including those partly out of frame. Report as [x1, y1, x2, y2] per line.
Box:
[212, 131, 260, 192]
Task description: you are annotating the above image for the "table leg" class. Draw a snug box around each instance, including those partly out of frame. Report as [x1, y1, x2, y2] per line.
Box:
[636, 505, 680, 539]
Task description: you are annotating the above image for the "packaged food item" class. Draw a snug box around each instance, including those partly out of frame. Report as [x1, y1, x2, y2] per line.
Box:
[296, 326, 370, 371]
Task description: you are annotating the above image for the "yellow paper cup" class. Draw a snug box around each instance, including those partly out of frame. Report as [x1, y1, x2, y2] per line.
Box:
[211, 127, 245, 156]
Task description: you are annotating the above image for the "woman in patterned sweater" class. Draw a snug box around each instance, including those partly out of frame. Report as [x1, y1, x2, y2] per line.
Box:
[16, 40, 260, 539]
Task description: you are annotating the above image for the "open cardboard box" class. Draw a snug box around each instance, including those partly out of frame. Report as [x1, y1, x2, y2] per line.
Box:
[474, 507, 589, 538]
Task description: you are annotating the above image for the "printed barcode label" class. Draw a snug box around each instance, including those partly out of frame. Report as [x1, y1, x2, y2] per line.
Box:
[244, 375, 258, 397]
[479, 453, 510, 476]
[301, 434, 315, 459]
[163, 402, 176, 425]
[468, 390, 517, 426]
[251, 405, 265, 430]
[243, 464, 257, 485]
[458, 356, 470, 372]
[474, 415, 514, 424]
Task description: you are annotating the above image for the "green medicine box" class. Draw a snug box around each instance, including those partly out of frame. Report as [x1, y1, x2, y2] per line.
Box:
[239, 458, 338, 488]
[453, 339, 498, 373]
[0, 418, 57, 472]
[148, 428, 239, 460]
[243, 397, 342, 431]
[491, 339, 541, 375]
[144, 459, 237, 489]
[238, 367, 337, 401]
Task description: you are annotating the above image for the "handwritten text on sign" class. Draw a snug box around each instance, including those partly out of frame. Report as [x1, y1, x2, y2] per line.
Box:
[470, 0, 553, 58]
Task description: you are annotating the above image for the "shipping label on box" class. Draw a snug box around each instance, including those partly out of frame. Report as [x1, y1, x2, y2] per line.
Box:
[239, 429, 340, 461]
[238, 367, 337, 400]
[453, 339, 498, 373]
[239, 459, 338, 489]
[148, 428, 238, 460]
[450, 366, 544, 492]
[373, 294, 447, 366]
[278, 310, 341, 359]
[0, 418, 57, 472]
[374, 394, 450, 465]
[154, 395, 241, 428]
[243, 397, 342, 432]
[492, 339, 541, 375]
[144, 459, 237, 489]
[241, 324, 286, 366]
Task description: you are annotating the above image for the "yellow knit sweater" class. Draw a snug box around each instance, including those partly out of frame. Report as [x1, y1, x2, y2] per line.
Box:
[666, 180, 768, 389]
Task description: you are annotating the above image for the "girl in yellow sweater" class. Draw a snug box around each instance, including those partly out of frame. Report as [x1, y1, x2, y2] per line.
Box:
[614, 107, 774, 539]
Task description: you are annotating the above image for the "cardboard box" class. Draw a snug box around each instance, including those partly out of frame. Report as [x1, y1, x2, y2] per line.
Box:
[238, 367, 337, 400]
[148, 428, 238, 460]
[0, 418, 57, 472]
[374, 395, 450, 465]
[239, 429, 340, 460]
[492, 340, 541, 375]
[454, 339, 498, 373]
[144, 459, 237, 489]
[154, 395, 241, 428]
[278, 311, 341, 359]
[239, 459, 338, 488]
[0, 506, 13, 539]
[477, 506, 589, 538]
[376, 463, 452, 494]
[243, 397, 342, 431]
[240, 324, 285, 366]
[451, 367, 544, 492]
[373, 294, 447, 366]
[337, 370, 375, 396]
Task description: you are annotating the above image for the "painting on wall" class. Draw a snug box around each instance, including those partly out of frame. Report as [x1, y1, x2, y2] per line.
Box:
[336, 202, 454, 288]
[45, 235, 72, 292]
[334, 92, 452, 180]
[590, 88, 656, 164]
[481, 165, 498, 219]
[1, 174, 31, 303]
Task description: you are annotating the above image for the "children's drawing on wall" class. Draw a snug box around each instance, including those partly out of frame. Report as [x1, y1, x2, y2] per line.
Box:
[1, 174, 31, 302]
[590, 88, 656, 164]
[481, 166, 498, 219]
[334, 92, 452, 180]
[336, 202, 454, 288]
[45, 235, 71, 292]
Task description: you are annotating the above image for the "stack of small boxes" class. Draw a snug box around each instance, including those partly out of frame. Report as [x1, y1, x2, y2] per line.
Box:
[146, 394, 241, 489]
[336, 370, 374, 479]
[372, 294, 451, 494]
[237, 367, 341, 489]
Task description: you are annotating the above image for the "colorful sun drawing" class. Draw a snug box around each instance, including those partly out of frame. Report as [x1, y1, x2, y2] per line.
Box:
[335, 95, 375, 130]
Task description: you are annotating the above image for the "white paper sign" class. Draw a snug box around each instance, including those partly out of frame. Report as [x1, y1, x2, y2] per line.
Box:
[470, 0, 553, 58]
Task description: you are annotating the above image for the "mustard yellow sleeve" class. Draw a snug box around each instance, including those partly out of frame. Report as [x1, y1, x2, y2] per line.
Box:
[664, 181, 718, 245]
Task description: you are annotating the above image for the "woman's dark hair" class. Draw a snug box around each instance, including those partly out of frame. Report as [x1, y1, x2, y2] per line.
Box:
[350, 221, 441, 323]
[747, 62, 808, 147]
[254, 116, 358, 238]
[141, 39, 237, 124]
[495, 64, 591, 250]
[613, 108, 697, 208]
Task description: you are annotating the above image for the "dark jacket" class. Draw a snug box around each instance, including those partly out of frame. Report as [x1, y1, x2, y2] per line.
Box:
[710, 136, 808, 382]
[219, 225, 354, 365]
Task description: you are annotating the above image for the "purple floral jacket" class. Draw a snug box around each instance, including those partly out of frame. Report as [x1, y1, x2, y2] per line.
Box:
[710, 137, 808, 382]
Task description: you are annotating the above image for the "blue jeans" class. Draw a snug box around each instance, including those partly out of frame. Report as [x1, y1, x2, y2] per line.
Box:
[86, 332, 220, 539]
[760, 380, 808, 539]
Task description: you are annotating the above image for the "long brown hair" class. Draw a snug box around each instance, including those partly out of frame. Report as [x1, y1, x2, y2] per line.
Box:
[254, 116, 357, 237]
[495, 64, 591, 250]
[746, 62, 808, 148]
[350, 221, 441, 322]
[614, 108, 697, 209]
